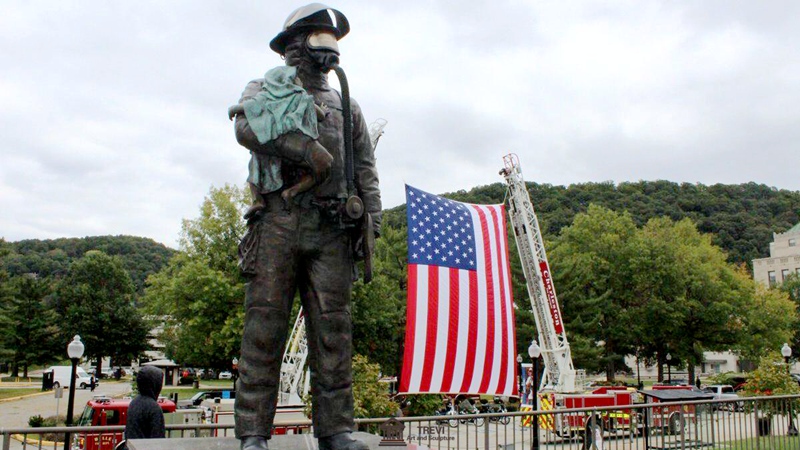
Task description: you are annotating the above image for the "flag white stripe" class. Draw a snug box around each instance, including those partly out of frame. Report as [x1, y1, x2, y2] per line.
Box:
[469, 207, 487, 394]
[486, 205, 503, 393]
[499, 217, 516, 394]
[430, 266, 450, 392]
[450, 268, 470, 392]
[408, 267, 428, 392]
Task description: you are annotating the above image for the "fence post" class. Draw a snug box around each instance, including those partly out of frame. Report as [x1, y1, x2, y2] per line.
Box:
[754, 401, 760, 450]
[484, 415, 489, 450]
[2, 431, 10, 450]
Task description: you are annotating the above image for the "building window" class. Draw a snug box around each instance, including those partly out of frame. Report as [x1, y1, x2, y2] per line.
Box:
[790, 238, 797, 247]
[768, 271, 777, 286]
[783, 269, 790, 281]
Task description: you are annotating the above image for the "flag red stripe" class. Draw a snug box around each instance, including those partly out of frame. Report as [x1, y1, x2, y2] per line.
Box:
[459, 270, 479, 393]
[491, 207, 510, 394]
[475, 207, 496, 393]
[441, 267, 459, 392]
[399, 264, 418, 393]
[419, 265, 439, 392]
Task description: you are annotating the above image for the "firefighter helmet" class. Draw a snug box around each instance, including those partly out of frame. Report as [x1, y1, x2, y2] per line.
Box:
[270, 3, 350, 55]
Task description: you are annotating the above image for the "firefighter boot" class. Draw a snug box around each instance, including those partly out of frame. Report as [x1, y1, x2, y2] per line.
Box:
[240, 436, 268, 450]
[317, 432, 368, 450]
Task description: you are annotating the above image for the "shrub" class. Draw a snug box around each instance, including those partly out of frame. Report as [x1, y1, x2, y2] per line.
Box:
[28, 415, 44, 427]
[741, 354, 800, 417]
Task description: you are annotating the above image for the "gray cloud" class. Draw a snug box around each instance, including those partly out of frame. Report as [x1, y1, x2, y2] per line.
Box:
[2, 0, 799, 247]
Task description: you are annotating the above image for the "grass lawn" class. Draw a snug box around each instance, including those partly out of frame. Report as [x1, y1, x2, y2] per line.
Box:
[200, 379, 236, 388]
[0, 388, 41, 400]
[716, 436, 800, 449]
[1, 376, 43, 382]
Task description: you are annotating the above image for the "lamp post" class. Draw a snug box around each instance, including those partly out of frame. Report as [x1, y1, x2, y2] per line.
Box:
[666, 353, 672, 384]
[528, 340, 541, 450]
[781, 343, 797, 436]
[64, 335, 85, 450]
[232, 357, 239, 390]
[517, 354, 524, 399]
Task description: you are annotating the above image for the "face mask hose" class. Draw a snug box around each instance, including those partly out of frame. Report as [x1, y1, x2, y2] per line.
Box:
[332, 64, 363, 221]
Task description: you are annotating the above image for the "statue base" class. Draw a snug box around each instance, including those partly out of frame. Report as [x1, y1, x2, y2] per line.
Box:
[127, 432, 399, 450]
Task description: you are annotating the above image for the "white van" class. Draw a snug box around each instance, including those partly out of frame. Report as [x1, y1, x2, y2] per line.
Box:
[47, 366, 95, 389]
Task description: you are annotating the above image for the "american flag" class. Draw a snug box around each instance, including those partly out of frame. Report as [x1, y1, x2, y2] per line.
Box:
[399, 185, 518, 397]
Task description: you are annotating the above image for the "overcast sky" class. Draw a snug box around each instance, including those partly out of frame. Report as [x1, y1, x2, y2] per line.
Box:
[2, 1, 799, 248]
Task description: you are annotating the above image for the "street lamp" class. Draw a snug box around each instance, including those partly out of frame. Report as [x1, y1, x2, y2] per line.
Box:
[666, 353, 672, 384]
[64, 335, 85, 450]
[782, 343, 792, 367]
[781, 344, 797, 436]
[528, 340, 541, 450]
[232, 357, 239, 390]
[517, 354, 524, 398]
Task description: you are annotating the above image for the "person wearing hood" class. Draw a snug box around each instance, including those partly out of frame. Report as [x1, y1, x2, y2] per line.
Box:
[125, 366, 166, 440]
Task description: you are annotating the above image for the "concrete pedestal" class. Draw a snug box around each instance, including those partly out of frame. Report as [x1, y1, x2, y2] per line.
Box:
[127, 432, 386, 450]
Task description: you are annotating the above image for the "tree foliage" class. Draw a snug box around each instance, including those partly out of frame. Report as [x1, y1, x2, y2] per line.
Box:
[143, 184, 248, 368]
[179, 184, 248, 277]
[143, 254, 243, 368]
[546, 206, 795, 382]
[351, 354, 399, 419]
[0, 235, 175, 293]
[54, 251, 148, 372]
[0, 275, 60, 376]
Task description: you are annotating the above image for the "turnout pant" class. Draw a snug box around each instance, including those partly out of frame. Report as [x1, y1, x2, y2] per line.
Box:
[235, 193, 355, 439]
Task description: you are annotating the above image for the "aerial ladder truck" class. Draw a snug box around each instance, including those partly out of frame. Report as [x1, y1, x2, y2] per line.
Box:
[501, 154, 655, 442]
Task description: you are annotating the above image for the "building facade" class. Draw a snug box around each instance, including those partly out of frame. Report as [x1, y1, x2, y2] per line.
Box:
[753, 222, 800, 286]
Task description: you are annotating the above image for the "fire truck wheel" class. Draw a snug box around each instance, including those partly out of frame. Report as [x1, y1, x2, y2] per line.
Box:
[668, 413, 684, 435]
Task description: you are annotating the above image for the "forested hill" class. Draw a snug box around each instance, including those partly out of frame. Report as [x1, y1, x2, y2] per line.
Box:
[1, 235, 176, 292]
[385, 180, 800, 268]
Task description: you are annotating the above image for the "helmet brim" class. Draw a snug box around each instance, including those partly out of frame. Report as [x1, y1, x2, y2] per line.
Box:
[270, 5, 349, 55]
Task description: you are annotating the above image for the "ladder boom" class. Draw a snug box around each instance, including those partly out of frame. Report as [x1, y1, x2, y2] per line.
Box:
[501, 154, 576, 393]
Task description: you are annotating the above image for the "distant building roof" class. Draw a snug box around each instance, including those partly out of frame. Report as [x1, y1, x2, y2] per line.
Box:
[788, 222, 800, 234]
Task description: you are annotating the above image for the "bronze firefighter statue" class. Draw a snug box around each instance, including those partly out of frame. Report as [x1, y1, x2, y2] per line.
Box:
[229, 3, 381, 450]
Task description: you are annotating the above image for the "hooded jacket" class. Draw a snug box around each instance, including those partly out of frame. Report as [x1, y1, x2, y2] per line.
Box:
[125, 366, 166, 440]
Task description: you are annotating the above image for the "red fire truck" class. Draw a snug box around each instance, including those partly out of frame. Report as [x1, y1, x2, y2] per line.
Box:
[73, 396, 177, 450]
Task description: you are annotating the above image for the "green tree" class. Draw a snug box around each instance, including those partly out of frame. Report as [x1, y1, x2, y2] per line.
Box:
[628, 217, 747, 383]
[143, 254, 243, 368]
[352, 225, 407, 376]
[549, 205, 638, 379]
[735, 277, 798, 360]
[143, 185, 248, 368]
[779, 273, 800, 352]
[351, 354, 399, 420]
[179, 184, 248, 277]
[54, 251, 148, 373]
[0, 275, 60, 376]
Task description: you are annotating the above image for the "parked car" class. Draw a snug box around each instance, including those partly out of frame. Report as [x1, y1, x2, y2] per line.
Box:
[218, 371, 233, 380]
[702, 385, 743, 411]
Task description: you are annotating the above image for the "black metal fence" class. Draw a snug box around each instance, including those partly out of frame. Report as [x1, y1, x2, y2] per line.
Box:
[3, 395, 800, 450]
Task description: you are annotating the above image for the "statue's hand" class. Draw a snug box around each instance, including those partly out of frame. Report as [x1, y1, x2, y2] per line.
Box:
[303, 140, 333, 183]
[228, 104, 244, 121]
